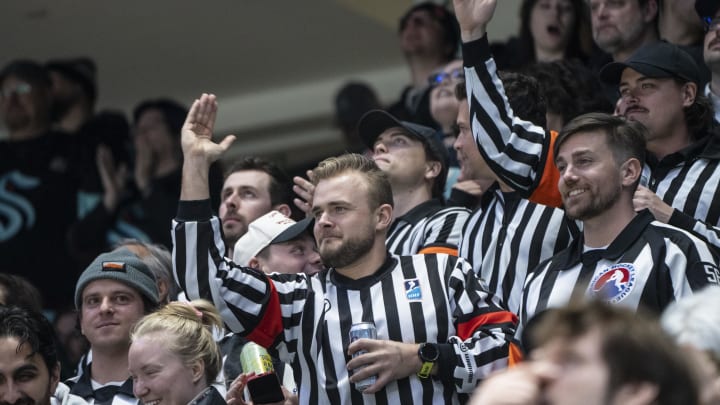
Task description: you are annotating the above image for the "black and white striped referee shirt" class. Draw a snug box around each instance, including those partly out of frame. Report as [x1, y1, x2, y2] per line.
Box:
[459, 185, 580, 315]
[386, 199, 470, 256]
[173, 200, 519, 405]
[461, 35, 720, 249]
[520, 210, 720, 329]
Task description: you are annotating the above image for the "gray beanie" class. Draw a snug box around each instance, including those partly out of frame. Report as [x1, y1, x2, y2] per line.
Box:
[74, 247, 160, 309]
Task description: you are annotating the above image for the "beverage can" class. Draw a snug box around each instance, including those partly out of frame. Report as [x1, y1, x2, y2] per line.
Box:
[349, 322, 377, 392]
[240, 342, 275, 375]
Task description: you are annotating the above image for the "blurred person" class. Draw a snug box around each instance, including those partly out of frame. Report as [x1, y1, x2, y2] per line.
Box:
[661, 286, 720, 405]
[454, 79, 579, 316]
[45, 58, 97, 133]
[388, 2, 459, 128]
[0, 273, 43, 312]
[589, 0, 659, 63]
[219, 157, 293, 258]
[491, 0, 593, 71]
[333, 82, 382, 155]
[115, 239, 179, 304]
[0, 306, 87, 405]
[699, 0, 720, 122]
[658, 0, 711, 85]
[468, 300, 699, 405]
[66, 98, 223, 266]
[175, 94, 519, 404]
[528, 59, 614, 132]
[128, 300, 226, 405]
[0, 59, 80, 311]
[66, 248, 160, 405]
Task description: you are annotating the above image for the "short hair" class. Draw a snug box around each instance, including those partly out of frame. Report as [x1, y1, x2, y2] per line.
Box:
[131, 300, 223, 386]
[0, 274, 43, 313]
[554, 113, 647, 175]
[0, 59, 52, 89]
[398, 2, 459, 61]
[311, 153, 393, 211]
[113, 239, 178, 303]
[498, 71, 548, 128]
[530, 301, 698, 405]
[0, 306, 58, 373]
[527, 59, 613, 125]
[132, 98, 188, 140]
[661, 286, 720, 365]
[224, 156, 292, 208]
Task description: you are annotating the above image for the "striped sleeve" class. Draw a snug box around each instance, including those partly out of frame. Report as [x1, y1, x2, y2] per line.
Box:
[462, 35, 561, 207]
[417, 206, 471, 256]
[172, 199, 294, 347]
[441, 256, 520, 392]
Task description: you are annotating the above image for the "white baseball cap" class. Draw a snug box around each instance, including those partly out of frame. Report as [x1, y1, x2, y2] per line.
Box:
[232, 211, 313, 266]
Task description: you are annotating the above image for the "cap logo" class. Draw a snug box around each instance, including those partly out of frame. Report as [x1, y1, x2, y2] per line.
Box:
[102, 261, 127, 272]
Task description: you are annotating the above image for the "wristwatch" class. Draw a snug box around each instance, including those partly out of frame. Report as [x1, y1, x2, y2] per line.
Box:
[417, 343, 439, 379]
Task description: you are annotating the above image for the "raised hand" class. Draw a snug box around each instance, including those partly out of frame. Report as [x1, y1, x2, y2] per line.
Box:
[181, 93, 236, 164]
[452, 0, 498, 42]
[293, 170, 315, 217]
[96, 144, 128, 211]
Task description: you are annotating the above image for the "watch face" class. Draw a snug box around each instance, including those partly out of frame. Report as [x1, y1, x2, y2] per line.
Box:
[420, 343, 439, 361]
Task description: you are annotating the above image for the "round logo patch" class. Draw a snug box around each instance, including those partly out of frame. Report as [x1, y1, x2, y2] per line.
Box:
[588, 263, 636, 304]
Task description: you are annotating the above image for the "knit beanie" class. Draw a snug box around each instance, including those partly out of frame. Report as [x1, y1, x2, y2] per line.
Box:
[74, 247, 159, 309]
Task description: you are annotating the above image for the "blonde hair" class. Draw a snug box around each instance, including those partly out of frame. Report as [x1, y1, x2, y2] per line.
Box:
[311, 153, 393, 210]
[131, 299, 223, 385]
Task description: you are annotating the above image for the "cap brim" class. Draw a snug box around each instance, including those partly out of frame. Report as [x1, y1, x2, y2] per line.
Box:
[357, 110, 406, 149]
[271, 217, 314, 244]
[599, 61, 676, 85]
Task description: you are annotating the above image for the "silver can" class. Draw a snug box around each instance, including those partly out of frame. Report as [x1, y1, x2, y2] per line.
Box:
[349, 322, 377, 392]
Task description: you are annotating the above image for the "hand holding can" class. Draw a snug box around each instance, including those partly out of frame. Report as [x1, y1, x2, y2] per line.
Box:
[349, 322, 378, 392]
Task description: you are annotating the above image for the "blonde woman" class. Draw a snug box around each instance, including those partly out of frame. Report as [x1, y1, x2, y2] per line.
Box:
[128, 300, 225, 405]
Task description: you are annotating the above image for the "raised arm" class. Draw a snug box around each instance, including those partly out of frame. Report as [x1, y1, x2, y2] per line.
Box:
[453, 0, 560, 207]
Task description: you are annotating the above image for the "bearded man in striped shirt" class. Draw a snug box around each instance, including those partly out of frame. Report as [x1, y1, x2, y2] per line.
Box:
[174, 94, 520, 404]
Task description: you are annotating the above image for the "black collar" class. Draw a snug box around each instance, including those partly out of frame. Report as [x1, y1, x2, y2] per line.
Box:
[329, 253, 397, 290]
[393, 199, 445, 226]
[68, 361, 134, 399]
[549, 210, 654, 271]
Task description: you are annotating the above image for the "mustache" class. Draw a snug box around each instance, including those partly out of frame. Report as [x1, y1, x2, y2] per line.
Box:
[0, 398, 36, 405]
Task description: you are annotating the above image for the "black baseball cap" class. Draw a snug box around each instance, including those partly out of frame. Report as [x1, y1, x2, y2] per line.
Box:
[599, 41, 702, 86]
[696, 0, 720, 20]
[357, 109, 448, 196]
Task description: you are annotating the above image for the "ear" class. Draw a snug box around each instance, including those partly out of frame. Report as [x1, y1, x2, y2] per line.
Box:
[190, 360, 205, 385]
[49, 362, 61, 394]
[424, 161, 442, 182]
[156, 279, 169, 303]
[375, 204, 394, 231]
[273, 204, 292, 218]
[612, 382, 659, 405]
[248, 257, 262, 270]
[642, 0, 659, 23]
[681, 82, 697, 108]
[621, 158, 642, 187]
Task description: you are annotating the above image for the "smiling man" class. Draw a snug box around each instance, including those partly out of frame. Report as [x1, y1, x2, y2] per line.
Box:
[519, 113, 720, 329]
[0, 306, 86, 405]
[66, 248, 160, 405]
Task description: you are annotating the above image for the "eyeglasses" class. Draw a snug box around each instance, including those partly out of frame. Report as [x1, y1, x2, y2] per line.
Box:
[0, 82, 32, 100]
[704, 16, 720, 33]
[428, 68, 464, 86]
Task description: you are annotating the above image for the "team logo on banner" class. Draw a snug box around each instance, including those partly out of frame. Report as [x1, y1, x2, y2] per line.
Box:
[404, 278, 422, 301]
[588, 263, 636, 303]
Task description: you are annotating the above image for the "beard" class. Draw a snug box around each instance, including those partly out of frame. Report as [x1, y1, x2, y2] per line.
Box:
[319, 231, 375, 269]
[565, 184, 622, 221]
[0, 383, 52, 405]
